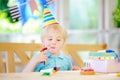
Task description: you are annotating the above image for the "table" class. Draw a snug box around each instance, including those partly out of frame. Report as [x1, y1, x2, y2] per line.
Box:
[0, 71, 120, 80]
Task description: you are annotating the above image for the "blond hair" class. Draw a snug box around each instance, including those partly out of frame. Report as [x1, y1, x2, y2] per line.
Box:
[41, 24, 67, 41]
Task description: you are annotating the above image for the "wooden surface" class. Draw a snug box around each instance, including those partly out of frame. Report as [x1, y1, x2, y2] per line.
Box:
[62, 44, 107, 68]
[0, 42, 107, 73]
[0, 71, 119, 80]
[0, 42, 43, 73]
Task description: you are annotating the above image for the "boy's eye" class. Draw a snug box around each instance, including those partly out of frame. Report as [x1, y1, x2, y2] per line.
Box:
[48, 39, 52, 41]
[57, 39, 61, 41]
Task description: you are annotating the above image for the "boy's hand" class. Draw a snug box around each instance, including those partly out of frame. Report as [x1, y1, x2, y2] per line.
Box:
[71, 66, 80, 71]
[34, 51, 48, 64]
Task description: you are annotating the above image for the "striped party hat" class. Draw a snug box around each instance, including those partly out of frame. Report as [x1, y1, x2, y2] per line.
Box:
[43, 5, 58, 27]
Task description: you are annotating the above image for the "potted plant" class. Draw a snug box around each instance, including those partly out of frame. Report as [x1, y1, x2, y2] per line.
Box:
[112, 0, 120, 28]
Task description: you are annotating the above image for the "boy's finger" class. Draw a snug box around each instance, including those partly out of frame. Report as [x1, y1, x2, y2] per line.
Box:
[43, 52, 46, 55]
[41, 51, 46, 55]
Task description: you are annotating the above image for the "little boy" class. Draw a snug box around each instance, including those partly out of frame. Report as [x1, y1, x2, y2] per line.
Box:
[23, 24, 79, 72]
[23, 3, 79, 72]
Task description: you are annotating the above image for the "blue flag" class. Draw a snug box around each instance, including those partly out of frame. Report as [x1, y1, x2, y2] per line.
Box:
[17, 0, 32, 26]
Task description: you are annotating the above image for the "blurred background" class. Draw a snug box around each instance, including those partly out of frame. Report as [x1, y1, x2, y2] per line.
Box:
[0, 0, 120, 55]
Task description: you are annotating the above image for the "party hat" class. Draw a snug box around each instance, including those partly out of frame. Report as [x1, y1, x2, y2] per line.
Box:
[43, 5, 58, 27]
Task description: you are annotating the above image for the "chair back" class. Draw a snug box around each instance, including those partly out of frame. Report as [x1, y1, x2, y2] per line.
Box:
[0, 42, 43, 73]
[62, 44, 107, 68]
[0, 42, 107, 73]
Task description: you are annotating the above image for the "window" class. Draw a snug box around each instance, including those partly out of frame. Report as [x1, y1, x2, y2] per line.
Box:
[55, 0, 120, 55]
[70, 0, 99, 30]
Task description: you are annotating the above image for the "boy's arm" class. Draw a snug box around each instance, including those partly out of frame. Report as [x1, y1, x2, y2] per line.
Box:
[69, 55, 80, 70]
[22, 57, 39, 72]
[22, 51, 48, 72]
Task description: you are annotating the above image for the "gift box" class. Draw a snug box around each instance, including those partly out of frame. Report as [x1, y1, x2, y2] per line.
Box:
[88, 50, 120, 73]
[90, 59, 120, 73]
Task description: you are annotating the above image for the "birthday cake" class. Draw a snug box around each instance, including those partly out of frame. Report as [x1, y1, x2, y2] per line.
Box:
[80, 68, 95, 75]
[88, 50, 120, 73]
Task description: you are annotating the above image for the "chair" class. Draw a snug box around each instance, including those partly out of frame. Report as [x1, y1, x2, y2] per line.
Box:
[62, 44, 107, 68]
[0, 42, 43, 73]
[0, 42, 107, 73]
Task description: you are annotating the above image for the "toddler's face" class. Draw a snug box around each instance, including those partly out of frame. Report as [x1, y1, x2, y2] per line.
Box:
[42, 29, 64, 55]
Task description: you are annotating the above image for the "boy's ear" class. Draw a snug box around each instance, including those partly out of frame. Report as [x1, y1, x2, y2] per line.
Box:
[41, 39, 45, 45]
[41, 40, 44, 44]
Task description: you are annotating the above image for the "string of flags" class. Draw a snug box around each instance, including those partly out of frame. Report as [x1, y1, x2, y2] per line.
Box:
[1, 0, 54, 12]
[9, 5, 21, 22]
[1, 0, 54, 25]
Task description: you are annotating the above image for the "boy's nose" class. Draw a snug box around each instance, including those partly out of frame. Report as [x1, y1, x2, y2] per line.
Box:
[51, 40, 56, 44]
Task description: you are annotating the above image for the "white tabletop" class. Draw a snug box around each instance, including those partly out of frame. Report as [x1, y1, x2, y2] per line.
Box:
[0, 71, 120, 80]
